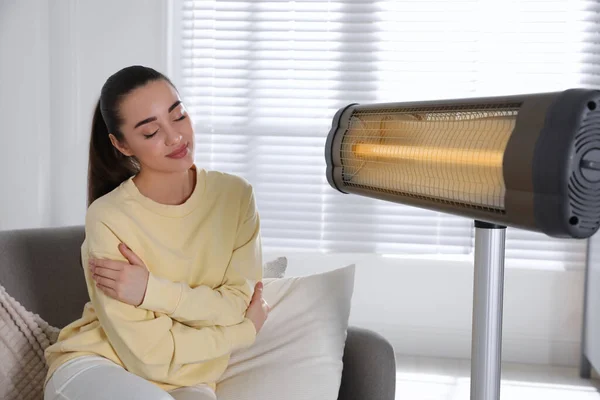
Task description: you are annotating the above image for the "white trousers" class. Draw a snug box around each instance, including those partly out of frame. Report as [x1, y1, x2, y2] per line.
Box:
[44, 356, 217, 400]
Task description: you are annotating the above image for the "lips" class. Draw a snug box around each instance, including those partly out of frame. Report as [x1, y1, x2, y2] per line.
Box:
[167, 143, 188, 158]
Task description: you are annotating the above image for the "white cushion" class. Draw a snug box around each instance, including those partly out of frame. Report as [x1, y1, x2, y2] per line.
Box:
[217, 264, 356, 400]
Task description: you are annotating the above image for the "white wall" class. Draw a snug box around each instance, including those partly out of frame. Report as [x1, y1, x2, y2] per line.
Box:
[0, 0, 52, 230]
[0, 0, 168, 230]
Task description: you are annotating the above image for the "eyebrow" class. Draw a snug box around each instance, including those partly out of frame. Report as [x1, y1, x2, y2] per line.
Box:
[134, 100, 182, 129]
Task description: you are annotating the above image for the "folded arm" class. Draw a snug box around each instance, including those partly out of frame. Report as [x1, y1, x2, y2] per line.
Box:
[84, 211, 257, 382]
[138, 185, 263, 328]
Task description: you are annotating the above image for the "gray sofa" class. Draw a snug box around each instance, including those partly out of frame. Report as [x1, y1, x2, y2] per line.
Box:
[0, 225, 396, 400]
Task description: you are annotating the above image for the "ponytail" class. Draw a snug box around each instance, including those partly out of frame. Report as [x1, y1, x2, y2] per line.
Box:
[86, 65, 174, 206]
[87, 100, 139, 206]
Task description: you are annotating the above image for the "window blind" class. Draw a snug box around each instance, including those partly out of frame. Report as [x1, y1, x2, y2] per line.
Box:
[173, 0, 596, 267]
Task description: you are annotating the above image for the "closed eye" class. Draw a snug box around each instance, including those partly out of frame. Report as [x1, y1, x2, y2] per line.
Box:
[144, 129, 158, 139]
[174, 115, 186, 122]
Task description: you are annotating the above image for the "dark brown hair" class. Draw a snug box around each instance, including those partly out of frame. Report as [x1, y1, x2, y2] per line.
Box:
[87, 65, 174, 206]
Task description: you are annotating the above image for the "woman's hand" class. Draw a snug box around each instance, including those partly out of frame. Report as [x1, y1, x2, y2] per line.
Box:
[245, 282, 270, 333]
[89, 243, 149, 307]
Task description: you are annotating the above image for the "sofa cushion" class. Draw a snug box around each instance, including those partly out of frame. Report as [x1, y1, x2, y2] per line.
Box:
[0, 226, 88, 329]
[216, 264, 356, 400]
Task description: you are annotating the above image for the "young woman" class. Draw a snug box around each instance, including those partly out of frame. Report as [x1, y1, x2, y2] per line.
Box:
[44, 66, 270, 400]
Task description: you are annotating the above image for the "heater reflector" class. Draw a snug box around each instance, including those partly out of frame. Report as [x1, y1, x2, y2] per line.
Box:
[342, 107, 519, 211]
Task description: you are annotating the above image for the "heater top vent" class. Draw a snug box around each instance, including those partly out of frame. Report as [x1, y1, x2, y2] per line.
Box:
[352, 102, 523, 116]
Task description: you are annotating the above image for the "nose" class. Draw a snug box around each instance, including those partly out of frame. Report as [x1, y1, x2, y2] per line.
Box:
[164, 125, 182, 146]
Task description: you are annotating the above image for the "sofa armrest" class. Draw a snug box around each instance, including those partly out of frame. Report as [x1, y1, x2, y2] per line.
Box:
[338, 326, 396, 400]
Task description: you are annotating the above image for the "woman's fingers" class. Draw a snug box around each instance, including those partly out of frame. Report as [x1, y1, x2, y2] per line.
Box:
[249, 292, 260, 308]
[261, 298, 271, 311]
[89, 259, 125, 283]
[247, 282, 266, 312]
[94, 275, 116, 289]
[118, 243, 145, 267]
[91, 266, 120, 281]
[89, 258, 124, 272]
[251, 282, 263, 301]
[96, 283, 118, 299]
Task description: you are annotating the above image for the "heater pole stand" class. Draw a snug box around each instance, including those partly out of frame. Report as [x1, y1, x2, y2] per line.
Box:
[471, 220, 507, 400]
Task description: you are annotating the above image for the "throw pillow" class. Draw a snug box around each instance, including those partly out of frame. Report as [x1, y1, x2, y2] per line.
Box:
[216, 264, 356, 400]
[262, 256, 288, 279]
[0, 285, 59, 400]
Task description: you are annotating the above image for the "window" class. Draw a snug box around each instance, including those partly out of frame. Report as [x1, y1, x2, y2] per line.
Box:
[172, 0, 596, 268]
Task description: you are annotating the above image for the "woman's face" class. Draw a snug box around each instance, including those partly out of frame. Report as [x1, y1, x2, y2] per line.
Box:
[110, 79, 195, 174]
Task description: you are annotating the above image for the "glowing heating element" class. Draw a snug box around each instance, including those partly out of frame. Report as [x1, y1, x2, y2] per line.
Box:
[351, 144, 504, 167]
[340, 110, 517, 210]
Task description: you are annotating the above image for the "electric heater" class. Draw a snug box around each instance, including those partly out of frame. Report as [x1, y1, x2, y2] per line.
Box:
[325, 89, 600, 400]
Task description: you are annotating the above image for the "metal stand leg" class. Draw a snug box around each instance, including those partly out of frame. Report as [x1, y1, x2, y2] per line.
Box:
[580, 354, 592, 379]
[471, 221, 506, 400]
[580, 246, 592, 379]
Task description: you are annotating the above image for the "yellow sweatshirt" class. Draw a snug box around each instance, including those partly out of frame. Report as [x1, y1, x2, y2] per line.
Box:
[44, 165, 263, 391]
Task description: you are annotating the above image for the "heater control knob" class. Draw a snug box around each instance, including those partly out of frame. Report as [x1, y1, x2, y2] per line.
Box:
[580, 149, 600, 183]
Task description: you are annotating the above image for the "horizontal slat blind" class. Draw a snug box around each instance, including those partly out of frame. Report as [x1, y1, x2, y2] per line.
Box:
[175, 0, 594, 267]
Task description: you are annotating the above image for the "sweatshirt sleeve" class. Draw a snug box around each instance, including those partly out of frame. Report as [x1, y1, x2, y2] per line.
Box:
[83, 206, 257, 382]
[138, 184, 263, 328]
